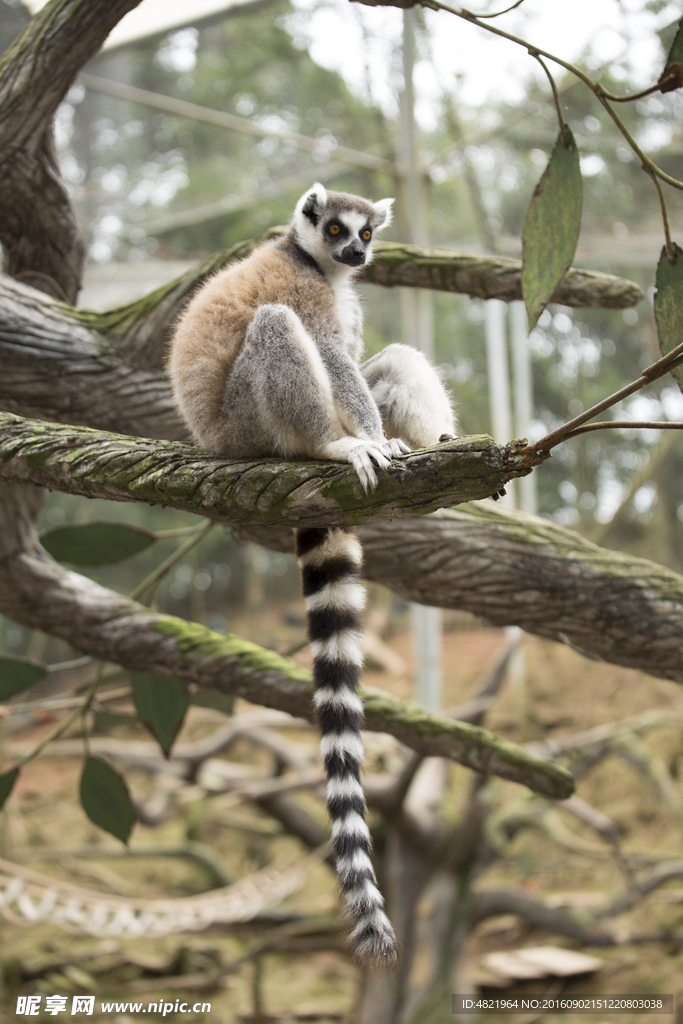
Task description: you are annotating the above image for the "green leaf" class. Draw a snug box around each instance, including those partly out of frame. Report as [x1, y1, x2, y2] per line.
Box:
[659, 18, 683, 93]
[79, 757, 135, 844]
[0, 768, 19, 809]
[0, 656, 47, 701]
[522, 127, 583, 331]
[191, 687, 235, 716]
[40, 520, 156, 565]
[130, 673, 189, 757]
[654, 243, 683, 392]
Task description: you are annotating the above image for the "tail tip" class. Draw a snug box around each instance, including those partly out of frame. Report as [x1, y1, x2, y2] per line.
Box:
[349, 919, 399, 972]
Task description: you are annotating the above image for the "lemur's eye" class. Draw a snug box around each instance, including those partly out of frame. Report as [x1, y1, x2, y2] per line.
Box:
[362, 229, 372, 241]
[328, 223, 341, 235]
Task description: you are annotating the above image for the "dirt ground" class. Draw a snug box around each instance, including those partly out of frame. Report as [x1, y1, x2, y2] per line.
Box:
[2, 598, 683, 1023]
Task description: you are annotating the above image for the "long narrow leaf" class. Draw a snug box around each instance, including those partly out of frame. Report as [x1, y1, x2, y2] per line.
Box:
[0, 768, 19, 809]
[654, 243, 683, 393]
[522, 127, 583, 331]
[659, 18, 683, 93]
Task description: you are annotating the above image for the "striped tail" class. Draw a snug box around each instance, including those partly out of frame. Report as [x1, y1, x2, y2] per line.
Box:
[296, 526, 398, 970]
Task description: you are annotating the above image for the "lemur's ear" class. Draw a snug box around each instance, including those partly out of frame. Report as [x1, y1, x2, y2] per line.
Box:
[298, 183, 328, 226]
[372, 197, 394, 230]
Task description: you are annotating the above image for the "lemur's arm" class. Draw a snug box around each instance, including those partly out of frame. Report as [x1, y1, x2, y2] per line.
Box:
[320, 340, 384, 441]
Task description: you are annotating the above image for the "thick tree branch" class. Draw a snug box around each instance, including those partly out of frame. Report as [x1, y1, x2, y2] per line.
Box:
[0, 0, 143, 301]
[0, 277, 184, 439]
[0, 413, 524, 528]
[0, 0, 142, 145]
[364, 242, 644, 308]
[239, 502, 683, 685]
[0, 486, 572, 800]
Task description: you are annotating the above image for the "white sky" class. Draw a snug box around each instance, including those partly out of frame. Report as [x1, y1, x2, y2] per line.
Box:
[287, 0, 681, 124]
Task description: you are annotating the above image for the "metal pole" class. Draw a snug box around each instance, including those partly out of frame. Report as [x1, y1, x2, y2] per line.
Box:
[401, 8, 442, 713]
[510, 300, 538, 515]
[485, 298, 516, 507]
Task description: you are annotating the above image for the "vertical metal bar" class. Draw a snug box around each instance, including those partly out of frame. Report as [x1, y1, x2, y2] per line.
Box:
[510, 300, 538, 515]
[485, 298, 516, 507]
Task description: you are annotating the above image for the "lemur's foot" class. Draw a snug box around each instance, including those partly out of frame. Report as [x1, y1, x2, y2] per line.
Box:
[439, 433, 456, 443]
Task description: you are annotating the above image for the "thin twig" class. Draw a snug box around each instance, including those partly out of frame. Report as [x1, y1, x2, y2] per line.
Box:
[602, 82, 663, 103]
[522, 340, 683, 460]
[128, 519, 214, 602]
[531, 53, 566, 138]
[2, 684, 132, 716]
[47, 655, 92, 673]
[563, 420, 683, 440]
[647, 168, 674, 258]
[16, 665, 104, 769]
[470, 0, 526, 17]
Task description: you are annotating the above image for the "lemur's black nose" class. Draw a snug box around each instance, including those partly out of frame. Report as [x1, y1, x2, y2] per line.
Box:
[339, 240, 366, 266]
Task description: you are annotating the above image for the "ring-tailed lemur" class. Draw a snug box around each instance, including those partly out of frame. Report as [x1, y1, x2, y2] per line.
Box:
[169, 184, 457, 969]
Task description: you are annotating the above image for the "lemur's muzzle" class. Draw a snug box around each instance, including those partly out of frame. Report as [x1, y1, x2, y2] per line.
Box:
[335, 240, 366, 267]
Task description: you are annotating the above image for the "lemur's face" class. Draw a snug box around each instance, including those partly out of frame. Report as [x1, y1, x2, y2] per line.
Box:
[324, 211, 375, 267]
[293, 184, 394, 274]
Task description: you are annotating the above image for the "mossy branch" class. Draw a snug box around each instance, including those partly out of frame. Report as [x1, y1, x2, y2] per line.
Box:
[0, 569, 573, 800]
[364, 242, 645, 308]
[0, 412, 527, 529]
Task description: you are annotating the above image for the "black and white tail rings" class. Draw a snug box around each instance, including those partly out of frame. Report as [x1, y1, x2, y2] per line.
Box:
[296, 526, 398, 970]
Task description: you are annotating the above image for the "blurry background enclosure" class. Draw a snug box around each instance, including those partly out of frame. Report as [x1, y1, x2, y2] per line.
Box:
[2, 0, 683, 1020]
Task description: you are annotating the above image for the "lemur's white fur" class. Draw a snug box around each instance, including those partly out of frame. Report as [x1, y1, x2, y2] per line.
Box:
[168, 185, 456, 970]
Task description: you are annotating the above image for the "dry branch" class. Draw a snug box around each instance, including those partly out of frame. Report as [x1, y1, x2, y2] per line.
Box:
[471, 888, 614, 944]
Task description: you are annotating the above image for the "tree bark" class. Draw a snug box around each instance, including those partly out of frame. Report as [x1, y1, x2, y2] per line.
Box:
[0, 277, 183, 439]
[239, 503, 683, 685]
[2, 399, 681, 683]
